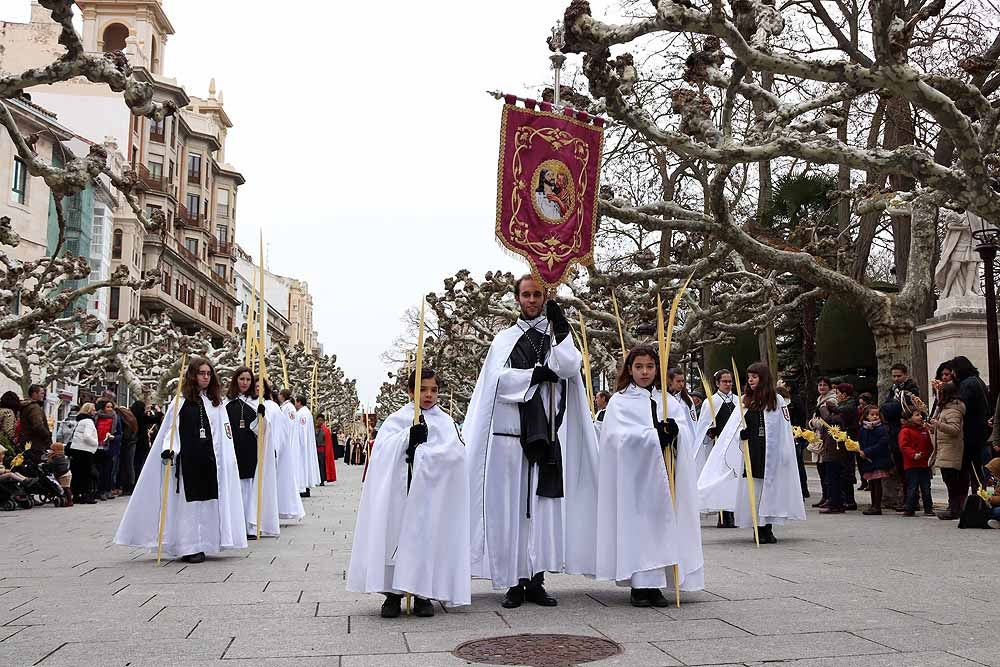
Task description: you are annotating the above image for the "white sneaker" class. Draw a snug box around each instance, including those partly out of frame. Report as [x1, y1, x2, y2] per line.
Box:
[988, 519, 1000, 530]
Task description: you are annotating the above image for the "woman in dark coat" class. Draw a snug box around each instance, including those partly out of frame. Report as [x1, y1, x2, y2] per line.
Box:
[952, 356, 990, 493]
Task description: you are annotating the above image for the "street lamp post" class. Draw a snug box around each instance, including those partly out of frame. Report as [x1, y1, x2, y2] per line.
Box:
[970, 215, 1000, 402]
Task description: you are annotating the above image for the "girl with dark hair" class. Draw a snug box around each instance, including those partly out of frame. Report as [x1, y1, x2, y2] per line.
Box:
[596, 346, 704, 607]
[857, 405, 892, 515]
[225, 367, 282, 539]
[929, 380, 966, 520]
[699, 362, 806, 544]
[348, 367, 470, 618]
[115, 357, 246, 563]
[694, 369, 739, 527]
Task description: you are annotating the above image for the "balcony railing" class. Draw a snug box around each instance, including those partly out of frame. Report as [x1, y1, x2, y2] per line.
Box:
[177, 205, 207, 230]
[175, 240, 200, 265]
[207, 237, 234, 257]
[210, 270, 229, 289]
[137, 164, 166, 193]
[149, 130, 165, 144]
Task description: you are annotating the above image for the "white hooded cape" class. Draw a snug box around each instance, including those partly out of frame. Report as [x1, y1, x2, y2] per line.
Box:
[296, 406, 321, 489]
[692, 392, 740, 476]
[280, 401, 305, 492]
[595, 386, 703, 590]
[463, 318, 599, 589]
[114, 394, 247, 557]
[697, 395, 806, 526]
[347, 403, 471, 606]
[272, 400, 305, 520]
[225, 397, 281, 537]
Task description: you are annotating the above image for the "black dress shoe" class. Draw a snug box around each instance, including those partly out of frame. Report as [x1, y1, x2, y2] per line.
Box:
[181, 552, 206, 564]
[413, 596, 435, 617]
[381, 593, 402, 618]
[646, 588, 671, 607]
[501, 585, 524, 609]
[246, 534, 257, 540]
[629, 588, 650, 607]
[524, 583, 557, 607]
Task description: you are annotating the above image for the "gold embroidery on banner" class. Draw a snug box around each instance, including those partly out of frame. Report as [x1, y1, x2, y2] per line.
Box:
[495, 104, 603, 288]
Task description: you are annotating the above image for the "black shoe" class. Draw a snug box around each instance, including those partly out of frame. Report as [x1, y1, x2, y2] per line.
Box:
[524, 583, 557, 607]
[812, 498, 828, 508]
[413, 596, 435, 617]
[320, 481, 325, 486]
[646, 588, 670, 607]
[247, 534, 258, 541]
[501, 585, 524, 609]
[381, 593, 402, 618]
[181, 552, 206, 564]
[845, 503, 858, 511]
[629, 588, 650, 607]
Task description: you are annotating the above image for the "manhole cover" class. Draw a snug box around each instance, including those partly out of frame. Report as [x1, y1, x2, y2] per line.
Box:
[453, 634, 622, 667]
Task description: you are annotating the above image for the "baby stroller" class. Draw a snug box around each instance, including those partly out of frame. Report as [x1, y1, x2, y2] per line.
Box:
[12, 455, 65, 507]
[0, 476, 35, 511]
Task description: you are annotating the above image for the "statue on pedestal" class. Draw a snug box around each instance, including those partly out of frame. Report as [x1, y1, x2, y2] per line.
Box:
[934, 212, 984, 313]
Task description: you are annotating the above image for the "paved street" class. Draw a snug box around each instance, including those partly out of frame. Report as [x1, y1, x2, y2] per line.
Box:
[0, 464, 995, 667]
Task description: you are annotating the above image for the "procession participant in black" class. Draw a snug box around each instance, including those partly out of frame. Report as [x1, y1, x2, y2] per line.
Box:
[464, 275, 599, 609]
[694, 369, 739, 528]
[115, 358, 246, 563]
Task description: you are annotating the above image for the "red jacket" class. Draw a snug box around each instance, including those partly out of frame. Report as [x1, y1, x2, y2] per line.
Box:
[898, 423, 934, 470]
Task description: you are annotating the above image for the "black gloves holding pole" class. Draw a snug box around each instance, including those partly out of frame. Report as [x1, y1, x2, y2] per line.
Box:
[405, 416, 427, 464]
[655, 418, 679, 451]
[530, 365, 559, 386]
[546, 300, 570, 344]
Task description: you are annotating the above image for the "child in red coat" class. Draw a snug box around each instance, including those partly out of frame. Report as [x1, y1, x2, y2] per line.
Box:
[898, 411, 935, 516]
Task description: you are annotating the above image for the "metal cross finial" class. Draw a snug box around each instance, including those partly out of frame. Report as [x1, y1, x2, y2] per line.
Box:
[550, 21, 566, 53]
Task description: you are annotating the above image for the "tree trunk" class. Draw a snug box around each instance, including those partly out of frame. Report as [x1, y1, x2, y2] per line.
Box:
[871, 316, 917, 395]
[801, 296, 818, 406]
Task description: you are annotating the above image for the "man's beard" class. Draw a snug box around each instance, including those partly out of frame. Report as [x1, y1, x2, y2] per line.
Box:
[520, 304, 543, 320]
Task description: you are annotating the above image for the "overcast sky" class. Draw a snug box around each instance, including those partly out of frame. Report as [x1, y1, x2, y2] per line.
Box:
[3, 0, 616, 403]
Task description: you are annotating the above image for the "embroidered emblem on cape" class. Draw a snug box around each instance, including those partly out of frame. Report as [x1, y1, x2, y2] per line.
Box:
[299, 418, 305, 425]
[782, 406, 790, 421]
[224, 423, 232, 439]
[288, 413, 295, 420]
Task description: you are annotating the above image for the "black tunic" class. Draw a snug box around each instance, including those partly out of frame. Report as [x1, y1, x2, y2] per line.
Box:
[177, 398, 219, 501]
[507, 323, 564, 499]
[744, 409, 766, 480]
[226, 399, 258, 480]
[715, 395, 736, 432]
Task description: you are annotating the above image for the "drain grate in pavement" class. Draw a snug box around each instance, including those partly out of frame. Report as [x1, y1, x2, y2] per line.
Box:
[453, 633, 622, 666]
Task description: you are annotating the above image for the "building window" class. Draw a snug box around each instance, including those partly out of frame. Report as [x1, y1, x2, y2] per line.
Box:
[109, 286, 120, 320]
[168, 160, 174, 183]
[11, 157, 27, 204]
[112, 229, 123, 259]
[187, 153, 202, 183]
[216, 189, 230, 218]
[214, 263, 227, 277]
[216, 224, 228, 245]
[199, 293, 207, 315]
[149, 159, 163, 179]
[185, 237, 198, 255]
[185, 193, 199, 218]
[150, 118, 165, 142]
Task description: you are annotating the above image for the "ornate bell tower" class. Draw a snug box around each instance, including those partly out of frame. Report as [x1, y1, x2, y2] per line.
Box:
[75, 0, 175, 75]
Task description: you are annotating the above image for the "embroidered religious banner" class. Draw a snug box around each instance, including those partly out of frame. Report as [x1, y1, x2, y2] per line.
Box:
[496, 97, 604, 289]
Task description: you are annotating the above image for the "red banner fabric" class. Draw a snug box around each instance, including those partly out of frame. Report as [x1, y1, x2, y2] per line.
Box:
[495, 103, 604, 289]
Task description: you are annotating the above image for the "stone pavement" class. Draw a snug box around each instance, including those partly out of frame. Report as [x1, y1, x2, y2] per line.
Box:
[0, 464, 996, 667]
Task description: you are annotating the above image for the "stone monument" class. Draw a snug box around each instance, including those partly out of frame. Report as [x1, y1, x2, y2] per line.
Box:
[918, 211, 991, 390]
